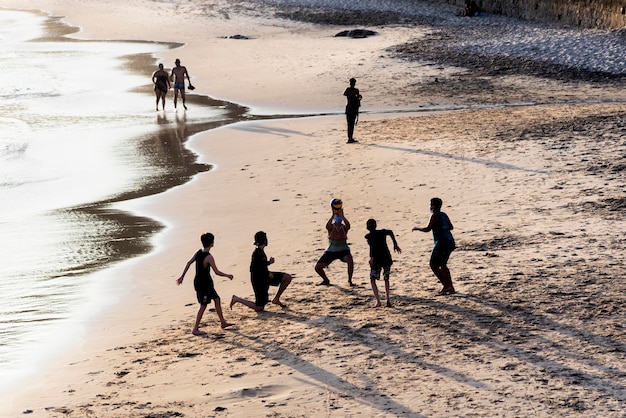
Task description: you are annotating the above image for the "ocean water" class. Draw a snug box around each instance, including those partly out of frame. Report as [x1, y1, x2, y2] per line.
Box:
[0, 9, 246, 386]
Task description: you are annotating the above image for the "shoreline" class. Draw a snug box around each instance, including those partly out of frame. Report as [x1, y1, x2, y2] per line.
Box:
[1, 0, 625, 416]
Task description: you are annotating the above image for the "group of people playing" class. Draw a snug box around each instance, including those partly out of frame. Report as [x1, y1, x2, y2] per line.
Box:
[176, 197, 457, 336]
[151, 58, 194, 111]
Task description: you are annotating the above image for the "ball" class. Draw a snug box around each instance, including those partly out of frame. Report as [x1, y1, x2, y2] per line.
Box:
[330, 198, 343, 210]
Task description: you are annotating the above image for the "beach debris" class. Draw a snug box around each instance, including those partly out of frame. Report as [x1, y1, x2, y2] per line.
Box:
[219, 34, 252, 40]
[335, 29, 378, 38]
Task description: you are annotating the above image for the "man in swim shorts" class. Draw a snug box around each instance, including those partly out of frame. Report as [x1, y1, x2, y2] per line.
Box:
[170, 58, 191, 110]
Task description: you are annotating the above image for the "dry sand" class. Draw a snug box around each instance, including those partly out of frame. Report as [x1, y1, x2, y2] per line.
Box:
[1, 0, 625, 417]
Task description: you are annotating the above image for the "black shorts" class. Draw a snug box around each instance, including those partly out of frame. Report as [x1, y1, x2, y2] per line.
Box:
[268, 272, 287, 286]
[317, 249, 352, 265]
[196, 287, 219, 305]
[370, 265, 391, 280]
[430, 245, 454, 268]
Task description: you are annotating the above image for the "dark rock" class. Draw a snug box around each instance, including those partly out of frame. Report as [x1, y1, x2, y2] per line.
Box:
[335, 29, 378, 38]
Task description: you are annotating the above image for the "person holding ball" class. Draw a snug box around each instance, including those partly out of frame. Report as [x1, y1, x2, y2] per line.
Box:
[314, 199, 355, 287]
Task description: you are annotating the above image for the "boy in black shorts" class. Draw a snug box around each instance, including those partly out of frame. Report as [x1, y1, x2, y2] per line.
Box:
[365, 219, 401, 307]
[230, 231, 292, 311]
[176, 232, 234, 335]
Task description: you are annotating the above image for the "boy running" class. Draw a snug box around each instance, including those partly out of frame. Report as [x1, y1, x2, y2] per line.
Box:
[176, 232, 234, 335]
[365, 219, 401, 307]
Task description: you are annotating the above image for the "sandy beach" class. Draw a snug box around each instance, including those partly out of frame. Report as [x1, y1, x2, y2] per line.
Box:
[1, 0, 625, 417]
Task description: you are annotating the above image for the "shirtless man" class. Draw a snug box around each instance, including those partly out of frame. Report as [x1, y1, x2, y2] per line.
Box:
[170, 58, 191, 110]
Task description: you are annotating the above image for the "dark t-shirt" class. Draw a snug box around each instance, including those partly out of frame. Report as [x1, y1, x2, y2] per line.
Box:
[193, 249, 214, 292]
[250, 247, 270, 306]
[432, 212, 455, 250]
[365, 229, 394, 268]
[344, 87, 361, 112]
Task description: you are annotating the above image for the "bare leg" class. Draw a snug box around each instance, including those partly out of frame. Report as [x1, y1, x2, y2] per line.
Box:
[174, 89, 178, 108]
[371, 277, 381, 307]
[192, 304, 208, 335]
[315, 262, 330, 285]
[181, 90, 187, 110]
[384, 277, 392, 307]
[430, 263, 446, 288]
[440, 266, 455, 293]
[230, 295, 263, 311]
[272, 274, 292, 307]
[345, 255, 354, 286]
[213, 297, 234, 328]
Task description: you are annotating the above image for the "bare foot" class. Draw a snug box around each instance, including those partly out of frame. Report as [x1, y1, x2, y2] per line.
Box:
[317, 280, 330, 286]
[438, 287, 456, 295]
[348, 280, 355, 287]
[272, 300, 287, 308]
[192, 329, 207, 336]
[221, 322, 234, 329]
[230, 295, 236, 310]
[373, 302, 382, 308]
[386, 301, 392, 308]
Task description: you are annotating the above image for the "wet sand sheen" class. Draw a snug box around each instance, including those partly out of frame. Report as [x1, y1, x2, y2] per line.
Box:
[0, 9, 248, 374]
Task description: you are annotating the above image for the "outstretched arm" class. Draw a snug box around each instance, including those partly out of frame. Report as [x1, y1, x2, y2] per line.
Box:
[388, 230, 402, 253]
[176, 254, 195, 285]
[206, 255, 234, 280]
[412, 214, 438, 233]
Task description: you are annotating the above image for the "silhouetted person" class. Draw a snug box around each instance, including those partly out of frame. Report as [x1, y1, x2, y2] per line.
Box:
[152, 63, 170, 111]
[170, 58, 192, 110]
[413, 198, 456, 295]
[344, 78, 362, 143]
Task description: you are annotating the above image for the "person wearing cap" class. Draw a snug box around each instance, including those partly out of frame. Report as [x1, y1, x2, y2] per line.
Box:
[314, 199, 355, 286]
[230, 231, 292, 311]
[170, 58, 191, 110]
[343, 78, 362, 143]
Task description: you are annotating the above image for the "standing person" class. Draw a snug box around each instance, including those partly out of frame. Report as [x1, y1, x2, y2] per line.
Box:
[176, 232, 234, 335]
[343, 78, 362, 143]
[365, 219, 402, 307]
[315, 199, 354, 286]
[170, 58, 192, 110]
[413, 198, 456, 295]
[230, 231, 292, 311]
[151, 63, 170, 111]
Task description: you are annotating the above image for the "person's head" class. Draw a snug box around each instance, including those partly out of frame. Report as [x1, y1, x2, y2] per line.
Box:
[254, 231, 268, 247]
[175, 58, 181, 66]
[200, 232, 215, 248]
[349, 78, 356, 86]
[430, 197, 443, 212]
[158, 63, 164, 70]
[366, 218, 377, 232]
